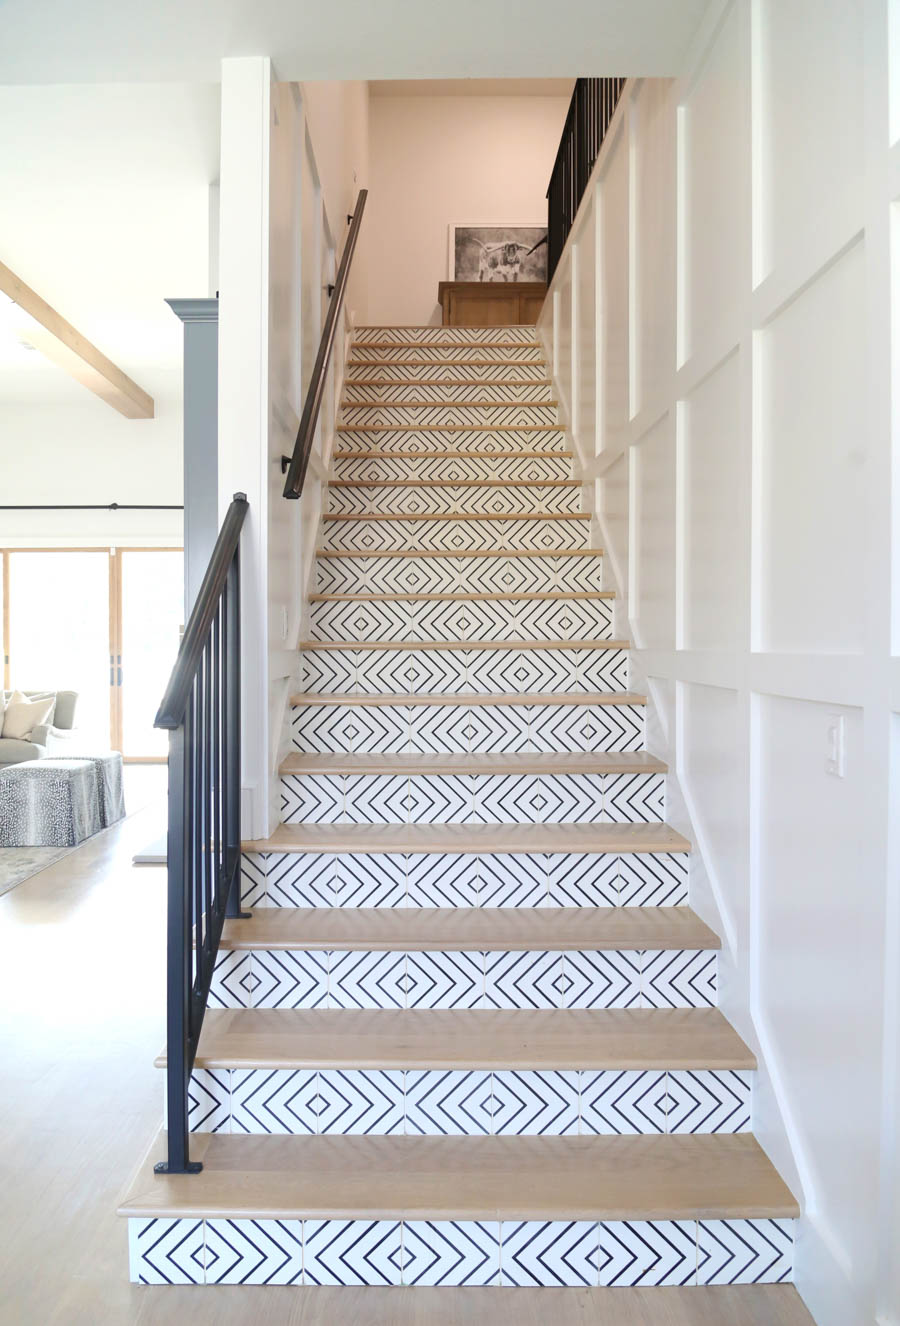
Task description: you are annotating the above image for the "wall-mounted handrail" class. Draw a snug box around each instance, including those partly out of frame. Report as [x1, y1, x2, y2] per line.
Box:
[546, 79, 625, 282]
[282, 188, 368, 499]
[153, 492, 248, 1174]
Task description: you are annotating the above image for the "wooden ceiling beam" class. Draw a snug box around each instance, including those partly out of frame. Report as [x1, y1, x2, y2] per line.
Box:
[0, 259, 154, 419]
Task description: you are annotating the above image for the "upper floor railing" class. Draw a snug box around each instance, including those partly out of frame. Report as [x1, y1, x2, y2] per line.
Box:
[153, 492, 248, 1174]
[547, 78, 626, 282]
[282, 188, 368, 499]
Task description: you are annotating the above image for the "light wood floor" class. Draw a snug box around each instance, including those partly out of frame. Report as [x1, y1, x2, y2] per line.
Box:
[0, 770, 816, 1325]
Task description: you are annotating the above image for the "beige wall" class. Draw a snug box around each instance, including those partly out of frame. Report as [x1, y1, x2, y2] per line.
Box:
[367, 94, 569, 325]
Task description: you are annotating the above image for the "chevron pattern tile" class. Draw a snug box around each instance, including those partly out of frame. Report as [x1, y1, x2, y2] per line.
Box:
[128, 1215, 792, 1286]
[315, 553, 604, 596]
[353, 326, 539, 344]
[332, 456, 571, 483]
[343, 381, 555, 404]
[336, 426, 568, 450]
[341, 403, 558, 429]
[322, 514, 590, 552]
[326, 482, 582, 516]
[345, 360, 550, 381]
[206, 949, 717, 1011]
[349, 343, 545, 362]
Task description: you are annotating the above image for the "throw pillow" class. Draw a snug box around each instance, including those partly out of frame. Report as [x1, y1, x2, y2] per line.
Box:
[2, 691, 55, 740]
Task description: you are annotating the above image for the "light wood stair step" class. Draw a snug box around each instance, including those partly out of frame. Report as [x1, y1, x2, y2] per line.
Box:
[217, 906, 715, 953]
[119, 1131, 798, 1221]
[160, 1007, 753, 1072]
[288, 691, 645, 707]
[279, 752, 665, 776]
[244, 821, 689, 855]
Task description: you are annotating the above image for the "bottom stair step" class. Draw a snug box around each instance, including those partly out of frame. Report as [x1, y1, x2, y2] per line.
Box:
[121, 1133, 798, 1287]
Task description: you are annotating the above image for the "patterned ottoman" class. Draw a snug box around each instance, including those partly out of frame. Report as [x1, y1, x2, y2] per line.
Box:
[0, 759, 103, 847]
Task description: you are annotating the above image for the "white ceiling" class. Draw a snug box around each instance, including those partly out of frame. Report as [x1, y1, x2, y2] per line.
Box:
[369, 79, 576, 98]
[0, 0, 711, 84]
[0, 83, 220, 406]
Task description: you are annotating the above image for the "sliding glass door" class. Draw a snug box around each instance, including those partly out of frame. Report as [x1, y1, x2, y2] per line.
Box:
[1, 547, 183, 759]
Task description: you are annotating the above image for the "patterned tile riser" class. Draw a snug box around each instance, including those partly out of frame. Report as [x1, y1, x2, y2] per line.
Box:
[349, 344, 545, 363]
[353, 327, 541, 344]
[346, 361, 550, 382]
[336, 428, 567, 451]
[207, 948, 716, 1012]
[322, 517, 589, 554]
[343, 382, 555, 404]
[290, 702, 643, 755]
[179, 1066, 751, 1137]
[308, 598, 612, 644]
[316, 554, 604, 596]
[279, 771, 664, 827]
[129, 1215, 793, 1286]
[342, 404, 559, 429]
[325, 484, 583, 517]
[240, 851, 687, 910]
[332, 456, 572, 483]
[297, 647, 629, 695]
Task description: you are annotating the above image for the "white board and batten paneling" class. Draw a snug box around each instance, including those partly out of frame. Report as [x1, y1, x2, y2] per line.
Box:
[538, 4, 900, 1323]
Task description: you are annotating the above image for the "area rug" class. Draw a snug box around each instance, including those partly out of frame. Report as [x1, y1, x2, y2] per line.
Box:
[0, 843, 78, 898]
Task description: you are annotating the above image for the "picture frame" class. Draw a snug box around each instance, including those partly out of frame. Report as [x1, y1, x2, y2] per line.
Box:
[447, 222, 548, 284]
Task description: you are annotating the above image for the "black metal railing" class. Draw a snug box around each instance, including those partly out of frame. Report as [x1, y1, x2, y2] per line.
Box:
[282, 189, 368, 499]
[153, 492, 249, 1174]
[547, 78, 626, 282]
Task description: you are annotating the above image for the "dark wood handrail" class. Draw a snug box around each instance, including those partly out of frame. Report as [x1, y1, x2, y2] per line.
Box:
[282, 189, 368, 499]
[154, 492, 248, 728]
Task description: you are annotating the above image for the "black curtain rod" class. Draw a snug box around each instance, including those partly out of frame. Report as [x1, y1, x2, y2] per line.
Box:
[0, 504, 184, 511]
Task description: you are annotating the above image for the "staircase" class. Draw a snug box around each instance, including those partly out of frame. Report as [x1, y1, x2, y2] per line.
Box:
[120, 324, 808, 1318]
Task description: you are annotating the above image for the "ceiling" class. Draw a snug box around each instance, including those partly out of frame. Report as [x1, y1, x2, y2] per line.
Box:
[0, 83, 219, 406]
[0, 0, 712, 84]
[369, 80, 576, 98]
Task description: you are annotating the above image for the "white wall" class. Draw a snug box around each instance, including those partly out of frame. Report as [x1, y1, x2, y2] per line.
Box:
[539, 5, 900, 1323]
[0, 83, 218, 548]
[367, 94, 569, 325]
[217, 60, 360, 838]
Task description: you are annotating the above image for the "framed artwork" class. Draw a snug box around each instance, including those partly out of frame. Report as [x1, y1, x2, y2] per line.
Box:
[448, 223, 548, 283]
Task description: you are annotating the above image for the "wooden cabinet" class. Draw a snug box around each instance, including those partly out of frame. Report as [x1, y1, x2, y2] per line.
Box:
[438, 281, 547, 327]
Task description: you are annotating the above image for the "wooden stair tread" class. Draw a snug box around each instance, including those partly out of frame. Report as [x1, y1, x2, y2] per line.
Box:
[309, 591, 614, 602]
[245, 821, 689, 855]
[288, 691, 647, 707]
[119, 1132, 798, 1221]
[160, 1007, 754, 1072]
[217, 906, 715, 953]
[297, 638, 629, 650]
[316, 547, 603, 558]
[115, 1284, 815, 1325]
[279, 751, 665, 776]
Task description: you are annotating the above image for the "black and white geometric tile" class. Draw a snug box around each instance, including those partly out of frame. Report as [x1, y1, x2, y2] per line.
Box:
[316, 553, 604, 597]
[183, 1065, 747, 1137]
[353, 326, 540, 343]
[325, 482, 582, 516]
[343, 381, 555, 404]
[341, 404, 559, 429]
[128, 1216, 793, 1285]
[336, 426, 567, 451]
[206, 947, 716, 1012]
[308, 596, 612, 644]
[332, 455, 571, 482]
[322, 514, 590, 553]
[349, 343, 545, 362]
[345, 360, 549, 381]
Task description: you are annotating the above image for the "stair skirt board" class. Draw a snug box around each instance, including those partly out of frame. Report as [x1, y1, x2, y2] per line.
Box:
[336, 427, 568, 451]
[308, 599, 613, 644]
[128, 1215, 793, 1287]
[240, 850, 687, 909]
[288, 702, 644, 755]
[325, 485, 583, 517]
[207, 948, 716, 1013]
[315, 553, 604, 595]
[297, 647, 629, 695]
[176, 1066, 751, 1137]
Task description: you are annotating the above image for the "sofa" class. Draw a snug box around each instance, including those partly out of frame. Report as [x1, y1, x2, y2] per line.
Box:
[0, 690, 79, 766]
